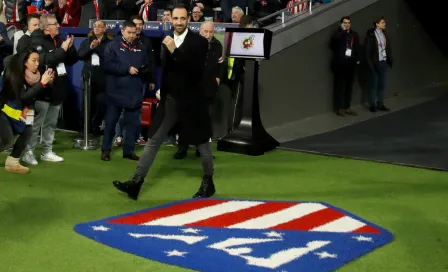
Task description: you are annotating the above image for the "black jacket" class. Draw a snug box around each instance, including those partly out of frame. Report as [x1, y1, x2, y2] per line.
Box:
[203, 36, 224, 101]
[78, 32, 114, 86]
[0, 83, 46, 110]
[103, 0, 135, 20]
[330, 27, 360, 69]
[29, 29, 79, 104]
[16, 33, 32, 54]
[149, 30, 211, 145]
[365, 28, 393, 71]
[136, 34, 156, 84]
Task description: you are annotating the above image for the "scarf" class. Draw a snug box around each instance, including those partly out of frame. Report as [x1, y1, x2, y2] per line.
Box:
[25, 69, 41, 86]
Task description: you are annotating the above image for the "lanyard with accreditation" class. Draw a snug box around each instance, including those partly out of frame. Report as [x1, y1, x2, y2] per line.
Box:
[374, 30, 387, 58]
[345, 35, 354, 57]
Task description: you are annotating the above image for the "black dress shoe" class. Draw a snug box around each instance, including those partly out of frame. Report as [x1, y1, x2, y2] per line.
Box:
[113, 175, 145, 200]
[174, 146, 189, 160]
[123, 152, 140, 160]
[192, 175, 216, 198]
[369, 106, 377, 112]
[377, 105, 390, 111]
[101, 152, 111, 161]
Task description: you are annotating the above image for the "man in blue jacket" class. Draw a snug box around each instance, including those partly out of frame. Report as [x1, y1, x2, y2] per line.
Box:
[101, 20, 152, 161]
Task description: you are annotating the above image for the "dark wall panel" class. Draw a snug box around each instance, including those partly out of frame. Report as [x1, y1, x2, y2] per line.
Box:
[258, 0, 448, 133]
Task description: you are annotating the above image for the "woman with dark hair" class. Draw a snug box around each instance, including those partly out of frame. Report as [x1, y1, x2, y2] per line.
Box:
[0, 49, 54, 173]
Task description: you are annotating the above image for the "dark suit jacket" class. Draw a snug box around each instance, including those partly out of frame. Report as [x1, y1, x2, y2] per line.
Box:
[330, 27, 360, 70]
[149, 29, 211, 145]
[365, 28, 393, 71]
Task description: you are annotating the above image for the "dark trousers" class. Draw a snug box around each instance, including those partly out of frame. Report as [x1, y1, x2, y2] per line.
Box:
[369, 61, 388, 107]
[82, 89, 106, 135]
[135, 95, 214, 178]
[91, 92, 107, 135]
[333, 63, 356, 110]
[102, 104, 141, 155]
[0, 115, 32, 158]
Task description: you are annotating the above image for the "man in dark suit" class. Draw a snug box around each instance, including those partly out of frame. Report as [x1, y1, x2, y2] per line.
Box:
[174, 20, 224, 159]
[330, 16, 360, 117]
[112, 4, 215, 200]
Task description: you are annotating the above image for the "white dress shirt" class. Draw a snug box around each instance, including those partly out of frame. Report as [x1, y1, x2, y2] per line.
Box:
[174, 28, 188, 48]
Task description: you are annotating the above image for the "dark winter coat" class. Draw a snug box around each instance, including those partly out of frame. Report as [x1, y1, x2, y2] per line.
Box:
[148, 30, 211, 145]
[29, 29, 79, 105]
[365, 28, 393, 71]
[103, 36, 151, 109]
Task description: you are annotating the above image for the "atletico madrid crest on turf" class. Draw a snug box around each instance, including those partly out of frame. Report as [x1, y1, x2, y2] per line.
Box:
[74, 199, 394, 271]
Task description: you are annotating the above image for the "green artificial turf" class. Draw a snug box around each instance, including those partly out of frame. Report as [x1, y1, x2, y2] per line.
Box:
[0, 132, 447, 272]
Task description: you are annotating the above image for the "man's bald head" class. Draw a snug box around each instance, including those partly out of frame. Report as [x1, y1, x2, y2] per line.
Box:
[200, 21, 214, 41]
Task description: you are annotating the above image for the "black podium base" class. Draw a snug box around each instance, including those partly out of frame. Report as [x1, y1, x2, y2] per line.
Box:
[217, 125, 279, 156]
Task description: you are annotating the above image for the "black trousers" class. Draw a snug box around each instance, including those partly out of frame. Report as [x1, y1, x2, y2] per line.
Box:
[333, 63, 356, 110]
[135, 95, 214, 178]
[81, 81, 107, 136]
[0, 115, 33, 158]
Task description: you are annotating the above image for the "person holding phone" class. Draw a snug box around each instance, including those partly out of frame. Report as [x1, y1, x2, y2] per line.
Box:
[0, 49, 54, 173]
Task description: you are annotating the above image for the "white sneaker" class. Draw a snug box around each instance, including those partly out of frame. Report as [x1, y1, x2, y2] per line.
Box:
[22, 151, 38, 165]
[41, 152, 64, 162]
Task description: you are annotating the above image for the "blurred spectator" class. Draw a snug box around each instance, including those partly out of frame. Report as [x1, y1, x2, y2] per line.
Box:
[248, 0, 280, 23]
[22, 14, 78, 165]
[191, 6, 204, 22]
[56, 0, 82, 27]
[365, 16, 393, 112]
[0, 2, 6, 24]
[103, 0, 135, 20]
[3, 0, 27, 26]
[78, 20, 114, 136]
[40, 0, 56, 14]
[230, 6, 244, 23]
[15, 14, 40, 54]
[0, 22, 13, 73]
[29, 0, 44, 9]
[78, 0, 103, 27]
[330, 16, 360, 117]
[162, 7, 172, 21]
[138, 0, 152, 22]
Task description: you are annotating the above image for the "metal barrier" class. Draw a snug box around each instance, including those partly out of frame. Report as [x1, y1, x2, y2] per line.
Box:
[73, 71, 99, 150]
